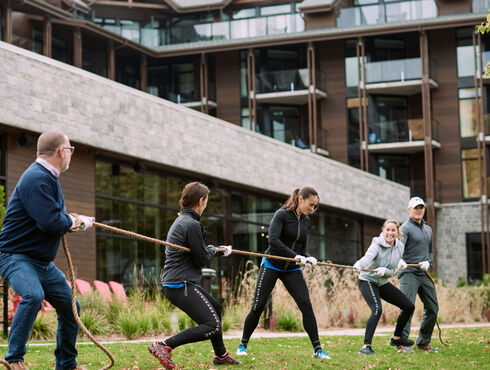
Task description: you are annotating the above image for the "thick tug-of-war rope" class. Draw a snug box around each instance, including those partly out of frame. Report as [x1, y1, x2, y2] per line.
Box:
[93, 221, 446, 346]
[2, 221, 442, 370]
[61, 236, 115, 370]
[93, 222, 380, 272]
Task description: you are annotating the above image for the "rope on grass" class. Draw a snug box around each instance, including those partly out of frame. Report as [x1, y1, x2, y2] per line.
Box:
[62, 235, 115, 369]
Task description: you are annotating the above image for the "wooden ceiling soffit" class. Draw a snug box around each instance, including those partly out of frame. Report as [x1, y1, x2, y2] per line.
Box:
[18, 0, 75, 18]
[164, 0, 234, 13]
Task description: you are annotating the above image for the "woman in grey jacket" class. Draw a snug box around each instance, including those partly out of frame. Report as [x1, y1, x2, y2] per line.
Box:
[353, 219, 415, 355]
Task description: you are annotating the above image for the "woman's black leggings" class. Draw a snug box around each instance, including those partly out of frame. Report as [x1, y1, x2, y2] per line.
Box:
[358, 280, 415, 345]
[163, 284, 226, 356]
[240, 265, 321, 351]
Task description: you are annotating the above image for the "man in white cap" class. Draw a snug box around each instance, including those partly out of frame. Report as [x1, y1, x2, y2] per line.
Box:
[392, 196, 439, 352]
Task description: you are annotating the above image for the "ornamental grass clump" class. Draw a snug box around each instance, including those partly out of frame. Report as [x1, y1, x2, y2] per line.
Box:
[30, 311, 57, 340]
[79, 308, 110, 337]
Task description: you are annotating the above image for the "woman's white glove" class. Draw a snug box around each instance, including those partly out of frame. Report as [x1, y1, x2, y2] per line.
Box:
[305, 256, 317, 266]
[419, 261, 430, 271]
[294, 255, 307, 265]
[353, 261, 362, 272]
[79, 215, 95, 230]
[375, 267, 387, 277]
[219, 245, 232, 257]
[397, 259, 408, 271]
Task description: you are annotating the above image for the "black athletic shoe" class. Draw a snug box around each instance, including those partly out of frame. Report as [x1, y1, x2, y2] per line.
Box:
[212, 351, 241, 365]
[390, 337, 414, 347]
[416, 344, 440, 352]
[358, 345, 375, 355]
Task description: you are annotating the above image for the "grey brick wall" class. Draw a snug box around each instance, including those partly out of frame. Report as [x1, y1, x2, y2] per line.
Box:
[436, 202, 480, 283]
[0, 41, 409, 221]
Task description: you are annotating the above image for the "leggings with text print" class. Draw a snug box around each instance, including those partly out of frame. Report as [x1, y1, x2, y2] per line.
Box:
[164, 284, 226, 356]
[358, 279, 415, 345]
[240, 265, 321, 352]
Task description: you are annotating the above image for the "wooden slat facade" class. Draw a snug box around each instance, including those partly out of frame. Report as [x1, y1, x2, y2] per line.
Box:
[6, 131, 96, 281]
[319, 39, 348, 164]
[216, 51, 241, 126]
[429, 28, 462, 203]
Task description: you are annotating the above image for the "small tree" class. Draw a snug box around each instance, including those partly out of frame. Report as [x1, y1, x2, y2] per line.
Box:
[477, 13, 490, 76]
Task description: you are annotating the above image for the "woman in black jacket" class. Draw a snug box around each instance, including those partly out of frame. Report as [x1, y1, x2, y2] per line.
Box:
[148, 182, 239, 369]
[236, 187, 331, 360]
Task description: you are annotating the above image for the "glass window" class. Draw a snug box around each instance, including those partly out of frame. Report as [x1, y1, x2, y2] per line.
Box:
[459, 88, 480, 137]
[95, 158, 364, 292]
[233, 8, 256, 19]
[32, 29, 43, 55]
[260, 4, 292, 16]
[457, 45, 475, 77]
[345, 57, 360, 87]
[461, 149, 482, 199]
[52, 35, 70, 64]
[0, 8, 3, 41]
[120, 19, 140, 43]
[466, 233, 487, 282]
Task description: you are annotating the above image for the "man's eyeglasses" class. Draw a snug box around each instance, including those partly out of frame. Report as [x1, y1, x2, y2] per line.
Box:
[61, 146, 75, 154]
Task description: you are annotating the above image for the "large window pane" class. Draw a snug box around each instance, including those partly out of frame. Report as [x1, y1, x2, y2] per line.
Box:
[457, 45, 475, 77]
[461, 149, 482, 199]
[459, 88, 479, 138]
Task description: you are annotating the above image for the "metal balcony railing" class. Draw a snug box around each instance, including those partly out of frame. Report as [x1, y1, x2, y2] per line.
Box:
[368, 118, 439, 144]
[337, 0, 437, 27]
[255, 69, 327, 94]
[365, 58, 437, 84]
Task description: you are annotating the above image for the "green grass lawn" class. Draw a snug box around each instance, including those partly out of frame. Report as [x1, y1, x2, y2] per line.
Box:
[1, 327, 488, 369]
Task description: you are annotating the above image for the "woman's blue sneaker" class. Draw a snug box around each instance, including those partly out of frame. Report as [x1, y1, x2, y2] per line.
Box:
[313, 349, 331, 359]
[236, 344, 247, 356]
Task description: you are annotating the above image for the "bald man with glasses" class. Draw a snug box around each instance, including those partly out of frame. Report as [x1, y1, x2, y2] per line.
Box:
[0, 131, 93, 369]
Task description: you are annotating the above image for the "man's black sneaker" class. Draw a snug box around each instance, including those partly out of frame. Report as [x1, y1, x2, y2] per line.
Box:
[358, 345, 375, 355]
[212, 351, 241, 365]
[416, 344, 440, 352]
[390, 337, 414, 347]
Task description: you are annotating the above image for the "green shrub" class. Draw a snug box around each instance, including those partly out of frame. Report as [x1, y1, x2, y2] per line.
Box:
[30, 311, 56, 340]
[79, 308, 110, 337]
[276, 308, 302, 332]
[114, 308, 151, 339]
[177, 312, 196, 331]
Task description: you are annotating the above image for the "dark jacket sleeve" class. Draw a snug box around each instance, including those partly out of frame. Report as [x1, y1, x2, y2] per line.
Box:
[268, 209, 297, 258]
[23, 183, 72, 235]
[186, 222, 215, 267]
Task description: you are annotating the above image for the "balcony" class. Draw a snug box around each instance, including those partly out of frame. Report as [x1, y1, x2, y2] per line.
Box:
[96, 13, 304, 48]
[255, 69, 327, 105]
[337, 0, 438, 28]
[313, 127, 329, 157]
[367, 119, 441, 154]
[365, 58, 438, 95]
[153, 82, 217, 109]
[473, 0, 490, 13]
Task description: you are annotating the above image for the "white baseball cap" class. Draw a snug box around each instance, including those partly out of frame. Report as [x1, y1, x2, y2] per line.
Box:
[408, 197, 425, 208]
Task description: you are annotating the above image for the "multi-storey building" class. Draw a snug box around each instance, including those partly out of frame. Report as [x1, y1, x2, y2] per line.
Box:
[0, 0, 488, 288]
